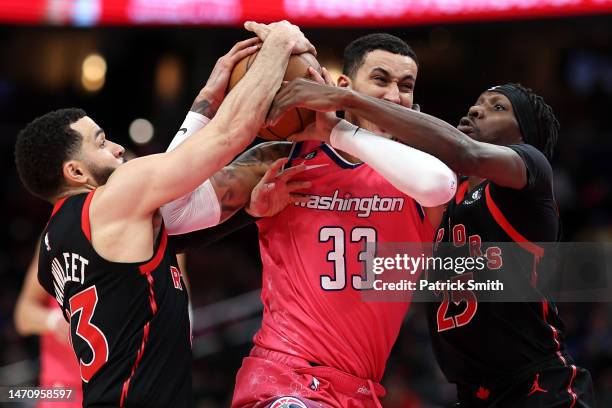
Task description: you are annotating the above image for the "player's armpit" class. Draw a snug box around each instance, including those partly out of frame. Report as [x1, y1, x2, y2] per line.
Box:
[211, 141, 292, 222]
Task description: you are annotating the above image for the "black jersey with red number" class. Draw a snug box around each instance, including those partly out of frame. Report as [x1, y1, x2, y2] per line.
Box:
[425, 144, 570, 388]
[38, 191, 192, 408]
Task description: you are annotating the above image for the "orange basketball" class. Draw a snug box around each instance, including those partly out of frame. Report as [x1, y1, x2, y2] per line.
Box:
[228, 51, 321, 141]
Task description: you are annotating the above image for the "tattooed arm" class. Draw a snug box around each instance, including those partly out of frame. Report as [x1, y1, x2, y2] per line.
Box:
[211, 141, 292, 222]
[161, 141, 292, 235]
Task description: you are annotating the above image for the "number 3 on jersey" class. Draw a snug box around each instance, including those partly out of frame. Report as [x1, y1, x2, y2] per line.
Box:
[319, 226, 376, 290]
[69, 286, 109, 382]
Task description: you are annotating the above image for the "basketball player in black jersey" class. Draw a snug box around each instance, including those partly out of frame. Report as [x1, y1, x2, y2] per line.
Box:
[272, 80, 595, 406]
[14, 22, 314, 408]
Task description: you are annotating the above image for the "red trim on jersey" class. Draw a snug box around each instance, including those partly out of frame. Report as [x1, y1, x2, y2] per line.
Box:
[121, 230, 165, 406]
[51, 197, 68, 218]
[45, 196, 69, 230]
[484, 184, 544, 258]
[567, 365, 578, 408]
[139, 229, 168, 275]
[542, 301, 567, 366]
[144, 273, 158, 314]
[455, 180, 469, 204]
[81, 190, 96, 243]
[120, 322, 151, 407]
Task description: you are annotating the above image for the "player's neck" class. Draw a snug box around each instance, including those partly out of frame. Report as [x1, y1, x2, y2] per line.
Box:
[53, 186, 95, 204]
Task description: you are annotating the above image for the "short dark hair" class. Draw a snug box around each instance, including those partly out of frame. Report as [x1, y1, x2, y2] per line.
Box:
[15, 108, 87, 201]
[342, 33, 418, 78]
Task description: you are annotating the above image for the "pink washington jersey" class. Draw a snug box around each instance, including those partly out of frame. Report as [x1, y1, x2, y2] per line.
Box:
[254, 141, 434, 382]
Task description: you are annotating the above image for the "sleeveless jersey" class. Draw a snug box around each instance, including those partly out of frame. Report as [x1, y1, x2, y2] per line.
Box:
[425, 144, 568, 387]
[38, 191, 192, 408]
[254, 141, 434, 382]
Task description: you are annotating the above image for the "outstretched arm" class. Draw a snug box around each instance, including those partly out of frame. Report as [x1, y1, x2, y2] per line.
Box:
[343, 91, 527, 189]
[269, 79, 527, 189]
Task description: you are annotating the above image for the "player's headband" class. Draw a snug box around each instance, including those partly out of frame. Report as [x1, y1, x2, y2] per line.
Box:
[488, 84, 541, 153]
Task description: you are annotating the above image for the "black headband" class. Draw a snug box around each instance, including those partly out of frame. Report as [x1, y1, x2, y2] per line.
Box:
[488, 84, 541, 151]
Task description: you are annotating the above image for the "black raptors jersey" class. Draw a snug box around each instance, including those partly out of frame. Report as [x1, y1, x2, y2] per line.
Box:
[38, 191, 192, 407]
[425, 144, 570, 392]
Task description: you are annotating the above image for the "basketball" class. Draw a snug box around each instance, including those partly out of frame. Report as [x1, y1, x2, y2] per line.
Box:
[228, 51, 321, 141]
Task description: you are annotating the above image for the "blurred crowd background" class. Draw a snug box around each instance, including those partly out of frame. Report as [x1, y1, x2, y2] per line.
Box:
[1, 3, 611, 407]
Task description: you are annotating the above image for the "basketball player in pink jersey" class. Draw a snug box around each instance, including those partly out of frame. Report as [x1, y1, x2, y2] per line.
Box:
[15, 246, 82, 407]
[162, 29, 456, 407]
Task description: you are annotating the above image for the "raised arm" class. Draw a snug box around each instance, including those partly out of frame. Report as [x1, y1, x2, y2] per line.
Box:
[96, 22, 314, 222]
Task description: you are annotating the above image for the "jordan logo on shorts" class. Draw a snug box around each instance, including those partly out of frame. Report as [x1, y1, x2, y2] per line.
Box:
[527, 373, 548, 396]
[475, 386, 490, 400]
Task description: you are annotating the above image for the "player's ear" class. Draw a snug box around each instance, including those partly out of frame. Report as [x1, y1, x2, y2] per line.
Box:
[63, 160, 89, 186]
[337, 74, 352, 89]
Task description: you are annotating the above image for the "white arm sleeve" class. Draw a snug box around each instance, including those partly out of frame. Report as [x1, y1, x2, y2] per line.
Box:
[166, 111, 211, 152]
[330, 120, 457, 207]
[160, 111, 222, 235]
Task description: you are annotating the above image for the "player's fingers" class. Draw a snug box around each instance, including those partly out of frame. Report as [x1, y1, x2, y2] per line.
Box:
[321, 67, 335, 86]
[290, 193, 310, 203]
[244, 21, 269, 40]
[306, 40, 317, 56]
[286, 181, 312, 192]
[232, 37, 261, 52]
[287, 124, 316, 142]
[276, 164, 308, 182]
[308, 67, 325, 85]
[261, 158, 288, 183]
[253, 182, 275, 202]
[287, 133, 308, 142]
[231, 43, 261, 63]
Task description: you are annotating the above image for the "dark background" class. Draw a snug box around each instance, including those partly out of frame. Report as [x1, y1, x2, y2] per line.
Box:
[1, 15, 611, 407]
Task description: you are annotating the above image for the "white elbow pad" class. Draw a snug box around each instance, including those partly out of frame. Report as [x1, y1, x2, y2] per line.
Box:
[160, 175, 221, 235]
[330, 120, 457, 207]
